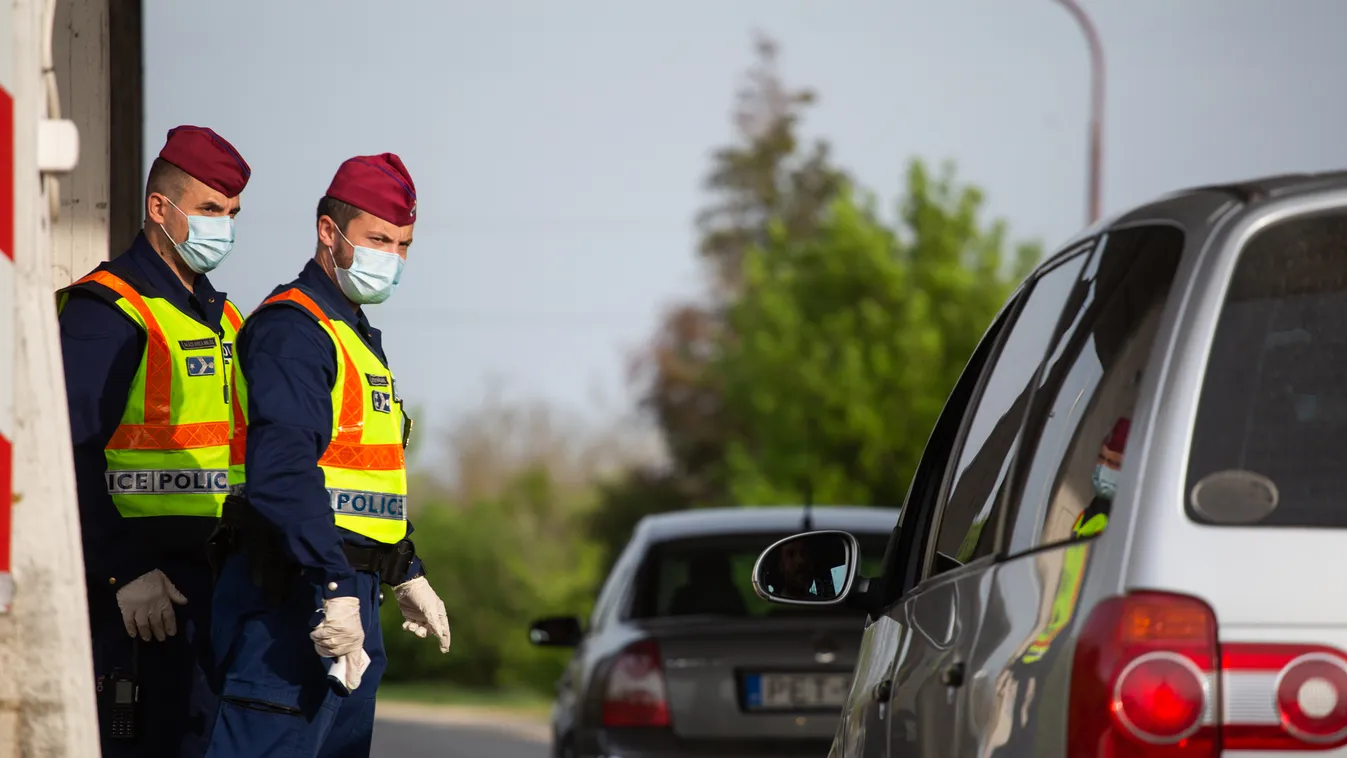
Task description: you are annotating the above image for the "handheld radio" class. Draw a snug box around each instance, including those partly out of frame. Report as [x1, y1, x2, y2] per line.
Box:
[106, 641, 140, 739]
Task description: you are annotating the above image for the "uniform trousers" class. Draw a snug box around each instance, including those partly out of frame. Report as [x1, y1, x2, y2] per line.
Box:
[205, 553, 385, 758]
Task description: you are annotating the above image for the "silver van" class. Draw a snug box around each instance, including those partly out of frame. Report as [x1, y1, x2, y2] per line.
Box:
[752, 172, 1347, 758]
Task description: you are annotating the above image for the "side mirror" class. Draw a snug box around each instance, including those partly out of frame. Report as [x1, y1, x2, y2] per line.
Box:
[751, 530, 860, 606]
[528, 616, 584, 647]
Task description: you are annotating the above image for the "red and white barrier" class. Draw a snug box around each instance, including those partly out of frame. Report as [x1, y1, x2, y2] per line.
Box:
[0, 31, 14, 614]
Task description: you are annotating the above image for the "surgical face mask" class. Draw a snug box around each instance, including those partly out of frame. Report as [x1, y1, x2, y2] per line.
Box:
[330, 225, 404, 305]
[1092, 464, 1120, 501]
[161, 197, 235, 274]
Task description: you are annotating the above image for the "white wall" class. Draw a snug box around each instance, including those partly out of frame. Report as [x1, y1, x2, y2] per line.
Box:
[50, 0, 110, 286]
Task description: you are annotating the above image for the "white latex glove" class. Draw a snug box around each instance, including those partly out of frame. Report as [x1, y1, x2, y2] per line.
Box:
[115, 569, 188, 642]
[323, 647, 371, 694]
[310, 596, 365, 658]
[394, 576, 451, 653]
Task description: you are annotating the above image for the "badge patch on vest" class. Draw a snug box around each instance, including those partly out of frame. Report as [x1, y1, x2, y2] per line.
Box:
[179, 338, 217, 351]
[328, 488, 406, 520]
[222, 342, 233, 361]
[366, 373, 390, 387]
[371, 390, 392, 413]
[106, 469, 229, 494]
[186, 356, 216, 377]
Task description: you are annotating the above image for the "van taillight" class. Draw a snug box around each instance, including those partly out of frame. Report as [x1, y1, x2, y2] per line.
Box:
[1069, 591, 1219, 757]
[1222, 645, 1347, 750]
[1069, 591, 1347, 756]
[601, 639, 671, 728]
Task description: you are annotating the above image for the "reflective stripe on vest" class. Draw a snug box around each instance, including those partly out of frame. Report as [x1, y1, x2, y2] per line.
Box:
[1019, 510, 1109, 664]
[229, 287, 408, 544]
[65, 270, 242, 519]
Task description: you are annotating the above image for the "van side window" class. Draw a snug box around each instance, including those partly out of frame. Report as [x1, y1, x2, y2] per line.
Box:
[927, 248, 1092, 577]
[879, 299, 1018, 603]
[1005, 225, 1184, 554]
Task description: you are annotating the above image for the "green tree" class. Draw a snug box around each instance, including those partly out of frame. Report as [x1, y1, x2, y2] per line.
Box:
[591, 34, 846, 550]
[383, 466, 606, 691]
[593, 35, 1040, 555]
[586, 467, 689, 574]
[717, 162, 1039, 507]
[386, 395, 638, 690]
[696, 34, 848, 298]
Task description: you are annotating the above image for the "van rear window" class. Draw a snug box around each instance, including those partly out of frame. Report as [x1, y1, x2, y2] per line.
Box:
[1187, 207, 1347, 527]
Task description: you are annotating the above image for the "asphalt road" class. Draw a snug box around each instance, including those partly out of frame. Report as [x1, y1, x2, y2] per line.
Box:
[371, 719, 549, 758]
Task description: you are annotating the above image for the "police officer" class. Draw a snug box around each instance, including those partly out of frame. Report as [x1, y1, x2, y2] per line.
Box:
[207, 153, 450, 757]
[58, 125, 251, 757]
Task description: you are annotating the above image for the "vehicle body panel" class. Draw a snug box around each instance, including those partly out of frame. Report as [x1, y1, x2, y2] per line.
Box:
[953, 186, 1241, 758]
[655, 615, 863, 741]
[804, 172, 1347, 758]
[885, 562, 989, 757]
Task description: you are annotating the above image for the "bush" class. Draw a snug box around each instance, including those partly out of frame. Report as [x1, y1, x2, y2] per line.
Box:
[381, 455, 611, 692]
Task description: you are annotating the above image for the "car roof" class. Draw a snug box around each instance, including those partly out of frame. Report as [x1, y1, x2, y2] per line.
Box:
[1050, 168, 1347, 255]
[1179, 169, 1347, 203]
[633, 505, 900, 543]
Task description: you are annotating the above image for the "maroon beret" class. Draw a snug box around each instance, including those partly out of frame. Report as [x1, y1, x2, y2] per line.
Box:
[325, 153, 417, 227]
[157, 125, 251, 198]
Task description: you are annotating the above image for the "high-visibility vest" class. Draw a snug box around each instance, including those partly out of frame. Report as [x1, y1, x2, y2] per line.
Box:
[228, 287, 408, 544]
[1019, 509, 1108, 664]
[58, 270, 243, 519]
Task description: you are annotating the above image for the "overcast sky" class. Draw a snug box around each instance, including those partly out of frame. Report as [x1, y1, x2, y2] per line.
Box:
[144, 0, 1347, 466]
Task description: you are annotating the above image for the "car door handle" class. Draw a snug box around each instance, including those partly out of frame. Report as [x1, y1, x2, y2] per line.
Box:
[941, 662, 965, 688]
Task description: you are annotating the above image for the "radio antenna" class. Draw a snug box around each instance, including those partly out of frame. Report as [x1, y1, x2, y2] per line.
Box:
[801, 404, 816, 532]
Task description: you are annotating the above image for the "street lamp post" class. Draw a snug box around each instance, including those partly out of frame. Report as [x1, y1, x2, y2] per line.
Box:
[1053, 0, 1105, 225]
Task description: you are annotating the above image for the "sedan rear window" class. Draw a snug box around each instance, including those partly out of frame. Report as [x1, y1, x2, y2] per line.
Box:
[628, 532, 890, 619]
[1187, 207, 1347, 527]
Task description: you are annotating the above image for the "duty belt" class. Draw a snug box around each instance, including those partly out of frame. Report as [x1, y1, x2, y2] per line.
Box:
[211, 495, 418, 606]
[342, 540, 416, 582]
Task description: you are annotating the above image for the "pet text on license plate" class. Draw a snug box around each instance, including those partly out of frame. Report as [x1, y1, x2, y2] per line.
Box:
[742, 672, 851, 711]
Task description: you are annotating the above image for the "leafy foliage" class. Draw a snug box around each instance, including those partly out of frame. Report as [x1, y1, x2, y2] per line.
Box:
[624, 35, 847, 512]
[381, 398, 641, 689]
[381, 473, 605, 691]
[718, 164, 1038, 507]
[593, 35, 1038, 528]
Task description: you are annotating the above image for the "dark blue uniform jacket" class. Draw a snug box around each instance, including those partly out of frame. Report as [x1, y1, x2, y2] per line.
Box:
[237, 259, 423, 599]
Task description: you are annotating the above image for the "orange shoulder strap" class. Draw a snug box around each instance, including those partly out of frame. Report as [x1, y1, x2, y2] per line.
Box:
[222, 299, 244, 331]
[74, 271, 171, 425]
[258, 289, 364, 445]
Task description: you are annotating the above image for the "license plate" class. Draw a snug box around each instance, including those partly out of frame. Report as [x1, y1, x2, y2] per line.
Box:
[742, 672, 851, 711]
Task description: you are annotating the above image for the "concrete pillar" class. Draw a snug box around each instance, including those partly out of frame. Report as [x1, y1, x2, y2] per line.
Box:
[0, 0, 104, 753]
